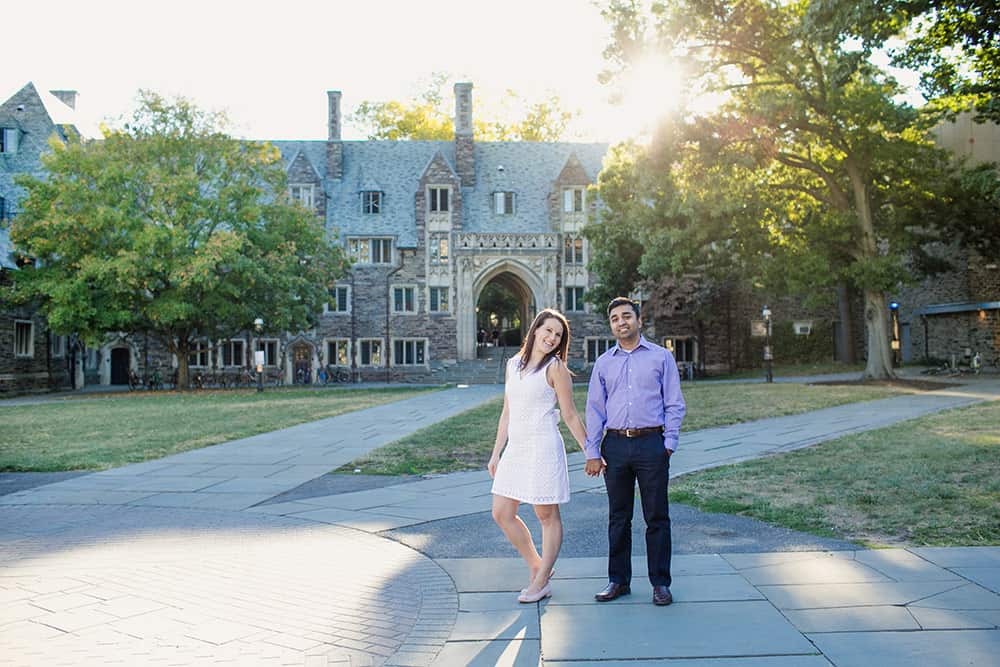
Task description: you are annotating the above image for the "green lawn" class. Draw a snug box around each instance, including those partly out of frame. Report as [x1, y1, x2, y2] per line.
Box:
[706, 361, 866, 380]
[341, 382, 904, 475]
[0, 386, 440, 471]
[670, 400, 1000, 547]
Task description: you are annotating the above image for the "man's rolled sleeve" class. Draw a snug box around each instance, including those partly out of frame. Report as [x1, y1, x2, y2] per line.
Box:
[584, 361, 607, 459]
[661, 350, 686, 452]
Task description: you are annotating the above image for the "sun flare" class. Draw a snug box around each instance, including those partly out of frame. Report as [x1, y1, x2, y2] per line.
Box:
[615, 55, 686, 139]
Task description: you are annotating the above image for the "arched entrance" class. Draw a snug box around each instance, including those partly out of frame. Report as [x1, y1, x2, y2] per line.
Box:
[291, 341, 313, 384]
[476, 273, 535, 351]
[109, 347, 130, 385]
[456, 255, 556, 360]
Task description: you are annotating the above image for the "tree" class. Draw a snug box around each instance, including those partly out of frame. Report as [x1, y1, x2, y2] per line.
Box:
[585, 121, 774, 371]
[811, 0, 1000, 121]
[9, 91, 347, 389]
[349, 74, 578, 141]
[596, 0, 997, 379]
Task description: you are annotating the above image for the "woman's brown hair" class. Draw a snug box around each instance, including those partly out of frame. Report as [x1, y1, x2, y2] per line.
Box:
[517, 308, 571, 374]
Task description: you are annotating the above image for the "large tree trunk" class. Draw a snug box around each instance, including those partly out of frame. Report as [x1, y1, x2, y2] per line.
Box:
[176, 355, 191, 390]
[168, 338, 192, 390]
[847, 162, 896, 380]
[862, 289, 896, 379]
[835, 282, 857, 363]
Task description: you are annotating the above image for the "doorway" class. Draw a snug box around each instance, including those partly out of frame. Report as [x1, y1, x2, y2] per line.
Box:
[292, 343, 313, 384]
[476, 272, 535, 354]
[110, 347, 130, 385]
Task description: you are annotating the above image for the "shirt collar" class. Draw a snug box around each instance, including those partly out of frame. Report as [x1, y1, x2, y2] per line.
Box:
[612, 335, 651, 355]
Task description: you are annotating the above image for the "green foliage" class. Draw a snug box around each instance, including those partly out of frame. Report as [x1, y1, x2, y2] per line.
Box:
[582, 142, 647, 305]
[477, 282, 522, 330]
[350, 73, 454, 140]
[750, 320, 836, 365]
[9, 91, 348, 388]
[594, 0, 1000, 379]
[812, 0, 1000, 122]
[348, 73, 578, 141]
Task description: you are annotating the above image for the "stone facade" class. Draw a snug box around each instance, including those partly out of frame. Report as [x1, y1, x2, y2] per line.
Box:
[0, 299, 71, 393]
[0, 83, 87, 393]
[252, 82, 614, 382]
[4, 81, 995, 391]
[898, 244, 1000, 364]
[894, 113, 1000, 366]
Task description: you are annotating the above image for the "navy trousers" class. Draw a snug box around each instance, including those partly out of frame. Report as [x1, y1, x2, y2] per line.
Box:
[602, 430, 672, 587]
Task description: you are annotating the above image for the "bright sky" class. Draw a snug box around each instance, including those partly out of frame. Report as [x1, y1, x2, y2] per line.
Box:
[5, 0, 655, 143]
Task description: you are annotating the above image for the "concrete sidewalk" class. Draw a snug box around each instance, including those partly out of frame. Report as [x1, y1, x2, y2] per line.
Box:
[1, 376, 998, 665]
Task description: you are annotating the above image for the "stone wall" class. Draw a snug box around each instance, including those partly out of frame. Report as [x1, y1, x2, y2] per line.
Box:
[897, 244, 1000, 362]
[0, 305, 71, 394]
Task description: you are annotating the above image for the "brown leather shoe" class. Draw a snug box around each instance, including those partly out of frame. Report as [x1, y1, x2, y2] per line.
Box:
[594, 582, 631, 602]
[652, 585, 673, 606]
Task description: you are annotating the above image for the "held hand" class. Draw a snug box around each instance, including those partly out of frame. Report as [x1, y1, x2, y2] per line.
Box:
[487, 455, 499, 479]
[585, 458, 604, 477]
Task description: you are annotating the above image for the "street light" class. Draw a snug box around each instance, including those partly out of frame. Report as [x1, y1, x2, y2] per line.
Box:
[889, 301, 900, 367]
[253, 317, 264, 393]
[762, 305, 773, 383]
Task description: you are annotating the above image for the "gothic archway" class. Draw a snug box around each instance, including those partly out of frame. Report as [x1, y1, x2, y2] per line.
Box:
[457, 255, 556, 360]
[476, 272, 535, 351]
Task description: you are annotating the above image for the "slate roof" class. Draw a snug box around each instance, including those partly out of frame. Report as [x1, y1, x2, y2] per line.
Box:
[268, 139, 608, 248]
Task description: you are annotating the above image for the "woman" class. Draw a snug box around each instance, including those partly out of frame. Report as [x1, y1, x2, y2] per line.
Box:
[488, 308, 590, 603]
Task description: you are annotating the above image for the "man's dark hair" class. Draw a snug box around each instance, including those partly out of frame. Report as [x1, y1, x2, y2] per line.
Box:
[607, 297, 640, 318]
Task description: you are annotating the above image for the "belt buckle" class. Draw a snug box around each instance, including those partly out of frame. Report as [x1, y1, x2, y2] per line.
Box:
[625, 428, 638, 438]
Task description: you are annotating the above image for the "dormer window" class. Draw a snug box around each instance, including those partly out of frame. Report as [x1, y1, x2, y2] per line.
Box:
[362, 191, 382, 214]
[290, 184, 314, 208]
[563, 188, 584, 213]
[428, 187, 449, 212]
[0, 128, 18, 155]
[493, 191, 515, 215]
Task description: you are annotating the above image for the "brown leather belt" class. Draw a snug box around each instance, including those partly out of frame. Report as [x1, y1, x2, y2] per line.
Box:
[606, 426, 663, 438]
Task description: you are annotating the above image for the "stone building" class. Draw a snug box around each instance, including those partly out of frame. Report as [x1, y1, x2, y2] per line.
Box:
[895, 114, 1000, 368]
[0, 82, 620, 389]
[262, 83, 615, 382]
[4, 79, 994, 392]
[0, 83, 96, 393]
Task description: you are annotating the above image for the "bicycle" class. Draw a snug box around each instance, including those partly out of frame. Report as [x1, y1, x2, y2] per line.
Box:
[323, 365, 352, 384]
[147, 369, 164, 391]
[127, 370, 144, 391]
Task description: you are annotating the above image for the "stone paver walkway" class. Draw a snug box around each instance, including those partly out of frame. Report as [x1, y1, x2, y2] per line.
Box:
[434, 547, 1000, 666]
[1, 375, 998, 665]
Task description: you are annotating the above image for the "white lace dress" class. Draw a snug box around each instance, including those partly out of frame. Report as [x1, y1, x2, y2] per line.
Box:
[491, 356, 570, 505]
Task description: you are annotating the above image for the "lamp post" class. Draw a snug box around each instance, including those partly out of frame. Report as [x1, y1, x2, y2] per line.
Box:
[253, 317, 264, 393]
[889, 301, 900, 367]
[762, 305, 773, 383]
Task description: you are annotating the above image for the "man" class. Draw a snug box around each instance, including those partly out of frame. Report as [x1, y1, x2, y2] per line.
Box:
[585, 297, 686, 606]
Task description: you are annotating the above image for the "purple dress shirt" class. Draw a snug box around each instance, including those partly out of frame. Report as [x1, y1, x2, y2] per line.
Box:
[584, 335, 686, 459]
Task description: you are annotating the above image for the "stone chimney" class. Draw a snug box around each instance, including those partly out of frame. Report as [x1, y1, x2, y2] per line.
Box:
[49, 89, 78, 109]
[454, 82, 474, 187]
[326, 90, 343, 180]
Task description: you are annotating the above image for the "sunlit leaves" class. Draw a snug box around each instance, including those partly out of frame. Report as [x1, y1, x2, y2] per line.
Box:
[348, 73, 578, 141]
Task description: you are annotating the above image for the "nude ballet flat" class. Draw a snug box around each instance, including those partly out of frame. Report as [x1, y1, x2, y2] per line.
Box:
[521, 569, 555, 596]
[518, 582, 552, 603]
